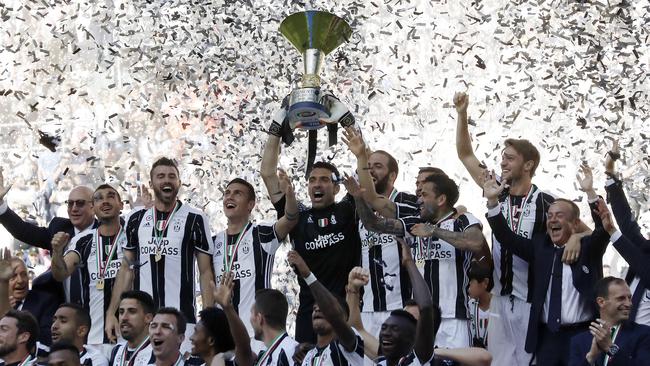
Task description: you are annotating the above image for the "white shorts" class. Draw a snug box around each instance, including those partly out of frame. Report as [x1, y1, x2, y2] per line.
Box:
[435, 318, 471, 349]
[361, 311, 392, 366]
[487, 295, 532, 366]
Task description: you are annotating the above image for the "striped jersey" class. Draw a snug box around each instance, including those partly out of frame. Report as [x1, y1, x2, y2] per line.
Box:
[109, 340, 154, 366]
[358, 190, 418, 312]
[34, 345, 108, 366]
[212, 222, 281, 337]
[67, 227, 126, 344]
[253, 332, 298, 366]
[124, 202, 213, 324]
[468, 299, 489, 348]
[301, 329, 364, 366]
[375, 351, 433, 366]
[400, 212, 481, 319]
[493, 185, 554, 301]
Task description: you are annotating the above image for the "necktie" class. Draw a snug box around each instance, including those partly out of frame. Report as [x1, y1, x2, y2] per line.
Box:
[629, 281, 646, 320]
[547, 247, 564, 332]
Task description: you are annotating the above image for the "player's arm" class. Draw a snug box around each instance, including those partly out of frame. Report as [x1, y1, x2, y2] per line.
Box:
[197, 252, 215, 307]
[288, 250, 358, 353]
[346, 267, 379, 360]
[214, 273, 255, 366]
[343, 176, 406, 236]
[50, 232, 80, 281]
[342, 127, 397, 218]
[105, 249, 135, 343]
[454, 92, 486, 187]
[434, 347, 492, 366]
[400, 238, 434, 363]
[274, 171, 299, 240]
[260, 108, 287, 204]
[410, 223, 486, 254]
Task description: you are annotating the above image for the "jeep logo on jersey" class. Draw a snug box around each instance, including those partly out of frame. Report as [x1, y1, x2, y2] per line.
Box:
[318, 218, 329, 227]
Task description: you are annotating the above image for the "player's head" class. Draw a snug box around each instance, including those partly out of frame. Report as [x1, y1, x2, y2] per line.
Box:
[368, 150, 398, 194]
[66, 186, 95, 230]
[150, 308, 186, 359]
[419, 174, 459, 222]
[119, 291, 156, 343]
[467, 261, 493, 300]
[223, 178, 256, 220]
[595, 277, 632, 324]
[501, 139, 540, 182]
[191, 307, 234, 357]
[9, 258, 29, 302]
[379, 310, 417, 360]
[415, 167, 446, 197]
[307, 161, 341, 209]
[149, 157, 181, 205]
[92, 184, 123, 222]
[51, 303, 90, 348]
[251, 289, 288, 341]
[546, 198, 580, 246]
[311, 295, 349, 336]
[0, 310, 39, 357]
[48, 342, 81, 366]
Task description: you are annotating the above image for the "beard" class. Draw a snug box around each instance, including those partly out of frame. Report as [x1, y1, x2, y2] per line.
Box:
[0, 342, 17, 357]
[374, 174, 390, 195]
[152, 185, 179, 204]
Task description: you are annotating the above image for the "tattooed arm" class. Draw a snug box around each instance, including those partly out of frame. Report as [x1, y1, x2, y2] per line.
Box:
[355, 195, 406, 236]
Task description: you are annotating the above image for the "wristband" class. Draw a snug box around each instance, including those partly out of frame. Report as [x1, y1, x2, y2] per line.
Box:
[304, 273, 317, 285]
[268, 121, 282, 137]
[607, 151, 620, 161]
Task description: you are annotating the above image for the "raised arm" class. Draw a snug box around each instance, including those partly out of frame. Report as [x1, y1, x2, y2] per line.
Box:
[343, 176, 405, 236]
[105, 250, 135, 343]
[50, 232, 80, 281]
[260, 108, 287, 204]
[410, 223, 487, 254]
[454, 93, 486, 187]
[274, 171, 299, 240]
[342, 128, 397, 218]
[346, 267, 379, 359]
[399, 238, 434, 363]
[0, 249, 14, 317]
[288, 250, 358, 352]
[214, 272, 254, 366]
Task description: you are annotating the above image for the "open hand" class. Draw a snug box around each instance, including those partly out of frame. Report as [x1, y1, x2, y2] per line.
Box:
[576, 163, 594, 193]
[482, 172, 508, 203]
[0, 168, 12, 202]
[342, 174, 365, 198]
[0, 248, 14, 282]
[134, 184, 153, 209]
[213, 272, 234, 308]
[278, 169, 295, 196]
[341, 127, 367, 158]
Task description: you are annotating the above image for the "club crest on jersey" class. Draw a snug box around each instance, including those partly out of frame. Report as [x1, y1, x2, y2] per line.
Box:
[242, 245, 250, 254]
[215, 241, 222, 250]
[318, 218, 329, 227]
[330, 215, 337, 225]
[173, 221, 182, 232]
[146, 214, 153, 221]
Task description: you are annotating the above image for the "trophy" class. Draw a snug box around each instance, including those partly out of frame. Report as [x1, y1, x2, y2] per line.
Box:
[279, 11, 352, 130]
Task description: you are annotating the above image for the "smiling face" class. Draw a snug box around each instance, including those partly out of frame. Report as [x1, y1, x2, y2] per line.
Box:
[546, 201, 578, 245]
[378, 315, 415, 360]
[368, 153, 395, 195]
[92, 188, 123, 222]
[9, 260, 28, 302]
[311, 304, 334, 335]
[223, 182, 255, 221]
[189, 321, 211, 356]
[150, 165, 181, 205]
[149, 314, 183, 359]
[499, 146, 531, 183]
[308, 168, 339, 209]
[600, 282, 633, 324]
[66, 186, 94, 230]
[418, 182, 445, 222]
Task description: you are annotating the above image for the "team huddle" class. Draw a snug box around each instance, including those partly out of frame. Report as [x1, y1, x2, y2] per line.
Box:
[0, 92, 648, 366]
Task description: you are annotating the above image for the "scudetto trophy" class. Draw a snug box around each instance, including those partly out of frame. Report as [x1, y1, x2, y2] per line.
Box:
[279, 11, 352, 130]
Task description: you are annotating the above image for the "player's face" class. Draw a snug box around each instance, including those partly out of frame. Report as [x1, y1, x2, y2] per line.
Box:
[189, 321, 211, 356]
[308, 168, 339, 209]
[150, 165, 181, 204]
[9, 260, 29, 302]
[546, 201, 578, 245]
[468, 278, 487, 300]
[311, 304, 333, 335]
[0, 317, 19, 357]
[48, 349, 80, 366]
[378, 316, 415, 359]
[223, 183, 255, 220]
[415, 172, 433, 198]
[418, 182, 442, 222]
[500, 146, 528, 183]
[150, 314, 183, 358]
[119, 299, 151, 342]
[601, 283, 632, 323]
[67, 187, 94, 230]
[92, 188, 123, 222]
[250, 305, 263, 341]
[51, 307, 79, 344]
[368, 153, 393, 194]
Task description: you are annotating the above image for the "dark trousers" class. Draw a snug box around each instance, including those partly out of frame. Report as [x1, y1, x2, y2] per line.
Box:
[534, 323, 589, 366]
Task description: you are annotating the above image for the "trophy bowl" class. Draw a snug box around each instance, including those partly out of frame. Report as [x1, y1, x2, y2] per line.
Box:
[280, 11, 352, 130]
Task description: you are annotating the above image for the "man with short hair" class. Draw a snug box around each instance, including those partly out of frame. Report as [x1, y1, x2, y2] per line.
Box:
[0, 310, 39, 366]
[570, 277, 650, 366]
[48, 342, 81, 366]
[51, 184, 125, 345]
[262, 131, 361, 343]
[148, 308, 187, 366]
[106, 158, 214, 352]
[211, 176, 297, 351]
[109, 291, 155, 366]
[50, 303, 108, 366]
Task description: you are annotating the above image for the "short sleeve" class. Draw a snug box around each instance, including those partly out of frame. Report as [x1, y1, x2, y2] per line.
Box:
[257, 223, 281, 254]
[190, 211, 213, 255]
[456, 213, 482, 231]
[398, 215, 423, 238]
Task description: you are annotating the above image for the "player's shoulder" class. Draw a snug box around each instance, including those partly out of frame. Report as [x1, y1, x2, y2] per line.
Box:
[70, 229, 94, 246]
[395, 191, 418, 205]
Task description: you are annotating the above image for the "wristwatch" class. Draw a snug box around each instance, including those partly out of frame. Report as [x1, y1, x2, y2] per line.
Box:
[606, 343, 620, 357]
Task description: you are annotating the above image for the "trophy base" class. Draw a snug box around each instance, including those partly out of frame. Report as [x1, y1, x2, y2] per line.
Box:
[288, 88, 330, 130]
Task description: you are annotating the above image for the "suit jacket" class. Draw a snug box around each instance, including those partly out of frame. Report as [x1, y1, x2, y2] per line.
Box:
[21, 270, 65, 345]
[487, 211, 610, 353]
[569, 322, 650, 366]
[0, 206, 76, 250]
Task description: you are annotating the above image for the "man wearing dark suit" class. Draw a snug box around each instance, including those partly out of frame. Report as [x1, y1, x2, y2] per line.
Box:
[483, 176, 610, 366]
[569, 277, 650, 366]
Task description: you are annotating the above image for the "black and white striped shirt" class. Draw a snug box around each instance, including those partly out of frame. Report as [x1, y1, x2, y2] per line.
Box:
[301, 330, 364, 366]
